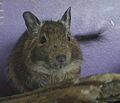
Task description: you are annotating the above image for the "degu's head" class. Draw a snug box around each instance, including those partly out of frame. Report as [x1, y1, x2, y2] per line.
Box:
[23, 7, 82, 70]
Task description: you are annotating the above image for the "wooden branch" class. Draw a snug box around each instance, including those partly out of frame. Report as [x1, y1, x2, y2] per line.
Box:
[0, 73, 120, 103]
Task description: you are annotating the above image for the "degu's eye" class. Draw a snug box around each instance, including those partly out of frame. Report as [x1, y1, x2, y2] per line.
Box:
[67, 35, 71, 41]
[40, 35, 47, 44]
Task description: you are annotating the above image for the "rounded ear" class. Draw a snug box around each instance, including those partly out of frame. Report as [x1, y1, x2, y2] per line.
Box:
[23, 11, 40, 35]
[60, 7, 71, 30]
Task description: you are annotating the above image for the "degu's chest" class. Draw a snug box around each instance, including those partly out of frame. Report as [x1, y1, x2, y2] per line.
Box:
[25, 65, 80, 90]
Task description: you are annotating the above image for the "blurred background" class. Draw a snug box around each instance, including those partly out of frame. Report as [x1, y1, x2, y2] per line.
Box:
[0, 0, 120, 96]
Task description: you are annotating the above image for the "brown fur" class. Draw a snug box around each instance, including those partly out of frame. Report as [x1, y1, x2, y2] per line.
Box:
[8, 8, 83, 93]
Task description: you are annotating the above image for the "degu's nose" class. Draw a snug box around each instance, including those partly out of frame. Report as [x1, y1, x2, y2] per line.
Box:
[56, 54, 66, 64]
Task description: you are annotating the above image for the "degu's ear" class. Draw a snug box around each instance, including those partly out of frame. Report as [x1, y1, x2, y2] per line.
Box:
[23, 11, 40, 35]
[60, 7, 71, 30]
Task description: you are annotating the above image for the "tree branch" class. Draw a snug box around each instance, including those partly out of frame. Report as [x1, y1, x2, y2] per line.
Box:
[0, 73, 120, 103]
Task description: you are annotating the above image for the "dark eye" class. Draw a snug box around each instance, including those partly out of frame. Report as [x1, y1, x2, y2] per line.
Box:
[68, 36, 71, 41]
[40, 36, 47, 44]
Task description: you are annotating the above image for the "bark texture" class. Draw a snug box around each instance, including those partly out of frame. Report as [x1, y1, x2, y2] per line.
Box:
[0, 73, 120, 103]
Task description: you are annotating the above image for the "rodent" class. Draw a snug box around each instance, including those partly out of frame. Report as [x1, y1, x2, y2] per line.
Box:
[8, 7, 100, 93]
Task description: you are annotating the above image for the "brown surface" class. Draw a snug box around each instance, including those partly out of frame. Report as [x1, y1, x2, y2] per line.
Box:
[0, 73, 120, 103]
